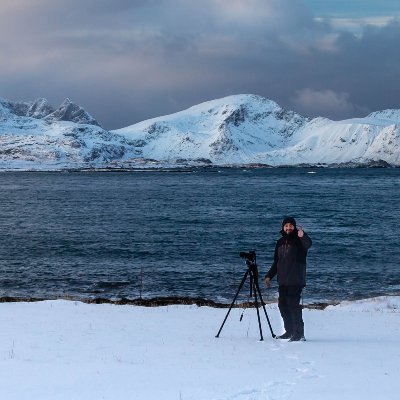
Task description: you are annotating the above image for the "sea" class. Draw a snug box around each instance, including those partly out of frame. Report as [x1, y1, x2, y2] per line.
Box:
[0, 168, 399, 304]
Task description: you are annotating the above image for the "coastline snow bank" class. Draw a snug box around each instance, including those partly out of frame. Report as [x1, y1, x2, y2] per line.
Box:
[0, 297, 399, 400]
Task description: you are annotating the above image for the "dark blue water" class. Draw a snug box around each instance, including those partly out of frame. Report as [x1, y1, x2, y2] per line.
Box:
[0, 168, 399, 304]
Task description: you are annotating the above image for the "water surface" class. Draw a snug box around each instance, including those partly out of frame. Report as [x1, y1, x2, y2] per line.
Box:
[0, 168, 398, 304]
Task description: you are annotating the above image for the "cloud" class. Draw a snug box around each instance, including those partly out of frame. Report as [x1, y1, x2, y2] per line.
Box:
[0, 1, 399, 129]
[290, 89, 366, 119]
[322, 16, 397, 31]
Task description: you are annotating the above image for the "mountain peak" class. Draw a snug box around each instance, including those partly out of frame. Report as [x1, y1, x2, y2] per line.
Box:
[45, 98, 100, 126]
[0, 98, 30, 117]
[184, 94, 281, 115]
[114, 93, 309, 163]
[27, 98, 55, 119]
[0, 96, 100, 127]
[367, 109, 400, 123]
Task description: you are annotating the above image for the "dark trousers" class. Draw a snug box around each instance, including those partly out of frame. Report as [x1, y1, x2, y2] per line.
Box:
[278, 285, 304, 336]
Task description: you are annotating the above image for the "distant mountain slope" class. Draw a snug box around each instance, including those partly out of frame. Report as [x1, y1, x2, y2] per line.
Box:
[0, 97, 140, 169]
[113, 94, 308, 164]
[0, 97, 100, 126]
[367, 109, 400, 123]
[0, 94, 399, 169]
[113, 94, 400, 166]
[266, 116, 400, 165]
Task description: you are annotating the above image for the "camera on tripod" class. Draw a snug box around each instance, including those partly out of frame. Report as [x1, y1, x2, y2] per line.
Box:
[239, 251, 256, 263]
[216, 249, 276, 340]
[239, 251, 257, 272]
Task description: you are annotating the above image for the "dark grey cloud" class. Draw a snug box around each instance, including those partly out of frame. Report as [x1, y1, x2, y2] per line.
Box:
[0, 0, 399, 129]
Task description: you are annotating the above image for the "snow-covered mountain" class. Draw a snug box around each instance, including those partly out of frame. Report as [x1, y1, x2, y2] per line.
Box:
[0, 94, 399, 169]
[114, 94, 308, 165]
[267, 114, 400, 166]
[113, 94, 400, 166]
[0, 98, 141, 169]
[0, 97, 101, 126]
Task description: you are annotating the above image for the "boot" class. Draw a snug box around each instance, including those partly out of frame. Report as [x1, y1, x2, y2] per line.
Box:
[289, 324, 305, 342]
[288, 334, 306, 342]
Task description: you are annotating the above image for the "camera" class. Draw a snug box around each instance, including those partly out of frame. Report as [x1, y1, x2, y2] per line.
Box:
[239, 251, 256, 262]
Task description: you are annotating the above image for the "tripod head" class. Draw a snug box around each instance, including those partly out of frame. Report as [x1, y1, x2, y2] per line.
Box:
[239, 250, 258, 276]
[239, 250, 256, 263]
[239, 250, 259, 298]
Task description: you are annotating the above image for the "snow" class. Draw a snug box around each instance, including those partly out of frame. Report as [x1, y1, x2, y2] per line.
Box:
[1, 296, 399, 399]
[112, 96, 400, 166]
[113, 94, 308, 165]
[1, 94, 400, 168]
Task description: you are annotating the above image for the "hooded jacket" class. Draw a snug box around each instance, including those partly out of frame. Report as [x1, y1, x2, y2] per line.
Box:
[265, 229, 312, 286]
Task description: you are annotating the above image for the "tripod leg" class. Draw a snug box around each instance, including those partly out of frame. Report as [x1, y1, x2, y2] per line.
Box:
[254, 279, 276, 338]
[251, 274, 264, 341]
[216, 270, 249, 338]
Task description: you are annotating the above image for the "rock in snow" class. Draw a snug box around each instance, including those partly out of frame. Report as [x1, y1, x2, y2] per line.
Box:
[0, 94, 399, 169]
[44, 98, 101, 126]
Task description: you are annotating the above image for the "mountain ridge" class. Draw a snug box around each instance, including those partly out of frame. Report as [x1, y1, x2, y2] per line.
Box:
[0, 94, 399, 169]
[112, 94, 399, 167]
[0, 97, 100, 126]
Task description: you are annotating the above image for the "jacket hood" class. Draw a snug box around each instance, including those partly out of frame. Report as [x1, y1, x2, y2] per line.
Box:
[281, 216, 296, 228]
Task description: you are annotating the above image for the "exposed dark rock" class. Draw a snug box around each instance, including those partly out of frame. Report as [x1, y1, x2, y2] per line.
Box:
[84, 144, 126, 162]
[127, 139, 147, 147]
[0, 99, 30, 116]
[224, 105, 247, 127]
[195, 158, 212, 164]
[146, 122, 170, 139]
[45, 98, 100, 126]
[210, 131, 239, 154]
[0, 295, 334, 309]
[1, 97, 100, 127]
[27, 98, 55, 119]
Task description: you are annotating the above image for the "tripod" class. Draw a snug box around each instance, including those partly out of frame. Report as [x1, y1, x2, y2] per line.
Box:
[216, 252, 276, 341]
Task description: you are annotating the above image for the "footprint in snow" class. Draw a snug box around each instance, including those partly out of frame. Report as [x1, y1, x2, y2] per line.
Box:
[217, 381, 295, 400]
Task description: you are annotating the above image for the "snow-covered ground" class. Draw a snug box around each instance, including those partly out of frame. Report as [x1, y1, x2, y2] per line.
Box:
[1, 297, 399, 400]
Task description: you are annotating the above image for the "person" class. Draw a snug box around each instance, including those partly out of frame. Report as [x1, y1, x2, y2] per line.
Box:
[264, 216, 312, 342]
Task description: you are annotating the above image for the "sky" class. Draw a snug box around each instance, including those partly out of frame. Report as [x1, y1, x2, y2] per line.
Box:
[0, 0, 400, 130]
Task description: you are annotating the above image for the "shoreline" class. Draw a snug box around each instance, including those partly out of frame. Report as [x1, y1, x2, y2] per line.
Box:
[0, 294, 376, 310]
[0, 159, 399, 172]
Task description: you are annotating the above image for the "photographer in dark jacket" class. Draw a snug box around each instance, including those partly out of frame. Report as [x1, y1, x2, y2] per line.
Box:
[264, 217, 312, 342]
